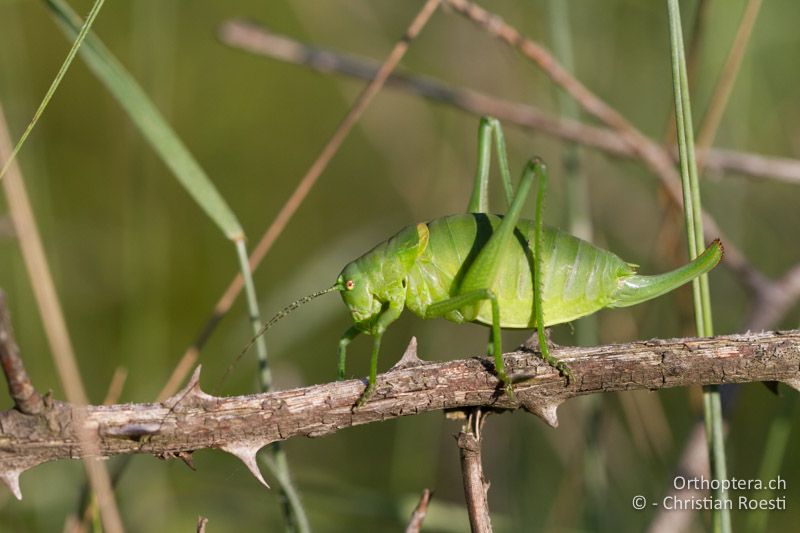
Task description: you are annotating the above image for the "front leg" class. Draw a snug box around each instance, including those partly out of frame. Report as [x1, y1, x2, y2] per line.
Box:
[355, 330, 384, 408]
[338, 326, 361, 380]
[354, 302, 403, 408]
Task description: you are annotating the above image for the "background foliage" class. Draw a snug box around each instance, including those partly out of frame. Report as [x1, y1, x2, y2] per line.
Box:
[1, 0, 798, 531]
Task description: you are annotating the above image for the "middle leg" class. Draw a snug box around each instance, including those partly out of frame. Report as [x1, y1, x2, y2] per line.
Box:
[424, 288, 511, 395]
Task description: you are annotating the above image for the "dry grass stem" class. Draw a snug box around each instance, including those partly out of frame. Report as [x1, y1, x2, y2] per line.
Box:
[696, 0, 763, 156]
[0, 104, 125, 533]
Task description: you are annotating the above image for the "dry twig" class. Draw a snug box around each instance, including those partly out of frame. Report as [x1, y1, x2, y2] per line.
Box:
[458, 409, 493, 533]
[219, 19, 800, 186]
[405, 488, 433, 533]
[442, 0, 758, 281]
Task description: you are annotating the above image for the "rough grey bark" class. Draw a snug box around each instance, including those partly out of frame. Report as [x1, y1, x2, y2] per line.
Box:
[1, 330, 799, 499]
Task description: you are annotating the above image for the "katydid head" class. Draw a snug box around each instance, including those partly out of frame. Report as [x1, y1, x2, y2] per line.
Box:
[337, 264, 383, 332]
[336, 222, 430, 332]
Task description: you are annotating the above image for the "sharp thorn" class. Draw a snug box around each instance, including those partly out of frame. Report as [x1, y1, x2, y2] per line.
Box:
[178, 451, 196, 471]
[390, 337, 426, 371]
[220, 443, 270, 489]
[520, 398, 562, 428]
[184, 365, 203, 391]
[0, 469, 23, 500]
[163, 366, 214, 408]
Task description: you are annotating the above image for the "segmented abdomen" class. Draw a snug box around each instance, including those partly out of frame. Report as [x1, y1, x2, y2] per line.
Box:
[405, 214, 635, 328]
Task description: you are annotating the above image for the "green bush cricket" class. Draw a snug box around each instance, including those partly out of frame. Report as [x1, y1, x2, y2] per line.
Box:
[249, 117, 723, 406]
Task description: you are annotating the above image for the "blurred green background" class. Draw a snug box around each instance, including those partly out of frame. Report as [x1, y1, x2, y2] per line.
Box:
[1, 0, 799, 531]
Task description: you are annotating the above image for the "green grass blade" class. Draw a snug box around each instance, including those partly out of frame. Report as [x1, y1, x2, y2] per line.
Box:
[0, 0, 106, 183]
[667, 2, 730, 532]
[43, 0, 243, 240]
[235, 239, 271, 390]
[668, 0, 712, 335]
[235, 238, 310, 533]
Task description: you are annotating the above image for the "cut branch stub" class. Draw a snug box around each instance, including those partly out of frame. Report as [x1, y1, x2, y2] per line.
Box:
[0, 291, 43, 415]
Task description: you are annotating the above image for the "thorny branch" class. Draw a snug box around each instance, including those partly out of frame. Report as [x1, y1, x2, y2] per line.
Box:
[1, 330, 799, 500]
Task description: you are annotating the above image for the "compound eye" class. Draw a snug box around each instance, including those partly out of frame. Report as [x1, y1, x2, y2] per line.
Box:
[345, 280, 355, 291]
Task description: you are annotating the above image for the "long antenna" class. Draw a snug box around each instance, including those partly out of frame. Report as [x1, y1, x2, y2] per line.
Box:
[215, 283, 342, 392]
